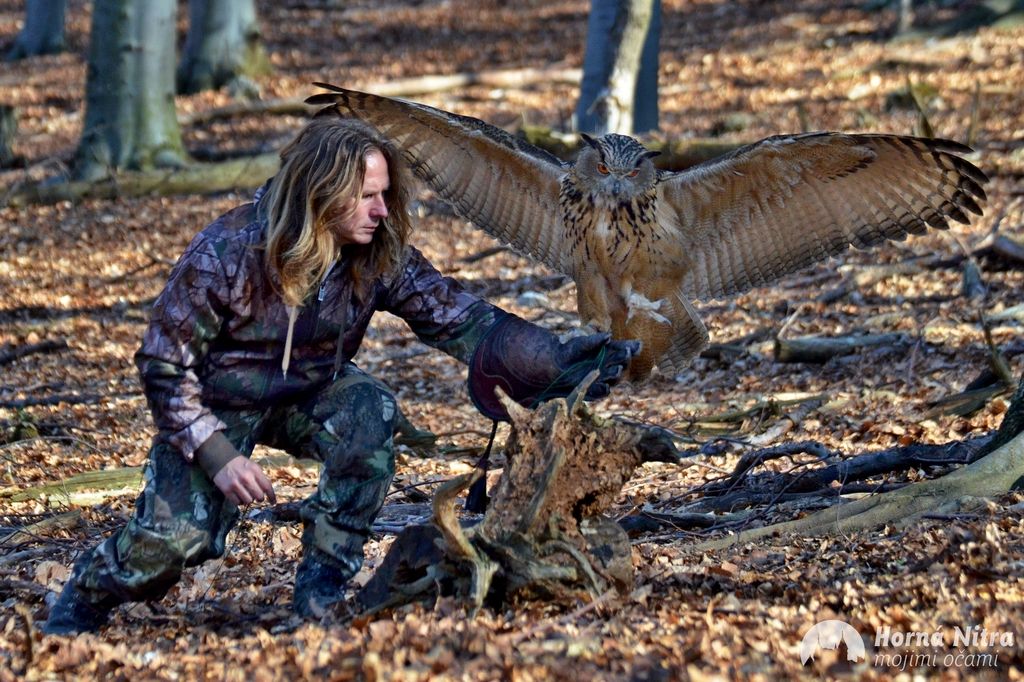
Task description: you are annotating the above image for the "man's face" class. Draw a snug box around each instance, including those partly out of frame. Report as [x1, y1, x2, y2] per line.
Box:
[328, 149, 390, 247]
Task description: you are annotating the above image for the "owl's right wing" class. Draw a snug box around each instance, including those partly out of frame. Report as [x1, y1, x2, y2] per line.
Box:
[307, 84, 572, 274]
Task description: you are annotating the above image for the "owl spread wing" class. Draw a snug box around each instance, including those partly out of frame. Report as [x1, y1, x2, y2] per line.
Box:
[306, 84, 572, 273]
[656, 133, 988, 300]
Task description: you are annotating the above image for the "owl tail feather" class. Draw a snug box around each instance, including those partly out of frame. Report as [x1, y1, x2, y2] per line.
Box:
[658, 294, 710, 375]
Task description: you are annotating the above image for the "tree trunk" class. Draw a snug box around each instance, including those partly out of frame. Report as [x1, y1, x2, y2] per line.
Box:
[0, 105, 17, 167]
[6, 0, 67, 61]
[575, 0, 661, 135]
[177, 0, 270, 96]
[74, 0, 188, 181]
[897, 0, 914, 33]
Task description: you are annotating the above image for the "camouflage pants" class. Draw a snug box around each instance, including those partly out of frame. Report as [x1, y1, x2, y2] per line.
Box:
[66, 363, 397, 608]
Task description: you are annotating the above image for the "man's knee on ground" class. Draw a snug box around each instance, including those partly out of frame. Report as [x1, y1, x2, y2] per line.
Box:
[321, 380, 397, 456]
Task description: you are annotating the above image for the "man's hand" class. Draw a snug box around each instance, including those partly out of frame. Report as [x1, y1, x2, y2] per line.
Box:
[212, 456, 277, 506]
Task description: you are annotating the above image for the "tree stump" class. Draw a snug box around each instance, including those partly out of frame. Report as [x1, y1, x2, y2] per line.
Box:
[359, 371, 674, 614]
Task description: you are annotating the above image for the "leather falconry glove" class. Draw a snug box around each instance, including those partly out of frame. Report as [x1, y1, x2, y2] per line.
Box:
[467, 311, 641, 421]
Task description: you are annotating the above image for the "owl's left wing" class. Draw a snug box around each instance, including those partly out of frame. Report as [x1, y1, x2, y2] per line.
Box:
[656, 133, 987, 300]
[307, 84, 572, 274]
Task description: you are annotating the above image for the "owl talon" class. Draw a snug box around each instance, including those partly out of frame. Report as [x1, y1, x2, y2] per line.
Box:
[559, 323, 606, 343]
[626, 293, 670, 325]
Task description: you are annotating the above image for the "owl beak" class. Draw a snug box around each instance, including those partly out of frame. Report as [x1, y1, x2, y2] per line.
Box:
[611, 179, 624, 196]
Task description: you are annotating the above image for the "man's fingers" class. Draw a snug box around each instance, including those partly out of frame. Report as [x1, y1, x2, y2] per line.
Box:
[256, 470, 277, 505]
[231, 484, 253, 506]
[240, 471, 268, 503]
[247, 461, 276, 504]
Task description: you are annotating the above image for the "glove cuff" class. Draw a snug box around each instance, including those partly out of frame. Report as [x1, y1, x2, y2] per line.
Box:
[467, 312, 556, 421]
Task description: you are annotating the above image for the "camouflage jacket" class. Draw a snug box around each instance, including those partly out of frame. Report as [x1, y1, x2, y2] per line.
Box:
[135, 188, 499, 462]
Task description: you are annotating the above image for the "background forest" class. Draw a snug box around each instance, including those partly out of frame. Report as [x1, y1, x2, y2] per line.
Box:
[1, 0, 1023, 679]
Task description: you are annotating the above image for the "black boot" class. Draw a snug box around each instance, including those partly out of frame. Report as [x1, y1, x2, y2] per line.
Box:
[293, 547, 355, 619]
[43, 582, 112, 635]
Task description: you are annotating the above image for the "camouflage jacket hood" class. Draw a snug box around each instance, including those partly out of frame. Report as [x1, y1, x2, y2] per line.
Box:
[135, 186, 498, 461]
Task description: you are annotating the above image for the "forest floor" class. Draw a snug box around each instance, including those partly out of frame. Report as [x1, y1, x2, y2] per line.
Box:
[1, 0, 1024, 679]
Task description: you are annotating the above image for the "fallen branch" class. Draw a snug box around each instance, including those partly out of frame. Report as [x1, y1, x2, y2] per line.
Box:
[0, 392, 105, 409]
[0, 579, 49, 599]
[460, 245, 510, 264]
[745, 398, 824, 447]
[979, 234, 1024, 265]
[0, 511, 81, 545]
[0, 339, 68, 366]
[699, 327, 774, 361]
[773, 333, 908, 364]
[817, 260, 938, 303]
[695, 429, 1023, 551]
[690, 393, 825, 426]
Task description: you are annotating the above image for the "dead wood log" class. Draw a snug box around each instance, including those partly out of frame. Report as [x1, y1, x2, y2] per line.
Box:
[182, 67, 583, 127]
[0, 391, 139, 409]
[773, 332, 908, 363]
[0, 467, 143, 503]
[2, 153, 279, 208]
[358, 371, 672, 615]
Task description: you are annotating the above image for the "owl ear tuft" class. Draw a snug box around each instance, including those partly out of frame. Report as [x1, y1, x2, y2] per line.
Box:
[643, 150, 662, 160]
[580, 133, 600, 150]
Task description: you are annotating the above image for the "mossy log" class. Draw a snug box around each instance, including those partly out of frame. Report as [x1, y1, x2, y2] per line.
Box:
[0, 467, 143, 503]
[520, 125, 746, 169]
[3, 153, 279, 208]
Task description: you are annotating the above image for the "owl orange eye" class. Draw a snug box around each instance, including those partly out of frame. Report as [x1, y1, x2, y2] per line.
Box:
[596, 163, 609, 175]
[627, 169, 640, 177]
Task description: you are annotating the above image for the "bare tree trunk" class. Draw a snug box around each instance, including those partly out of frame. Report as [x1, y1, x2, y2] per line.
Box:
[0, 105, 17, 168]
[6, 0, 67, 61]
[575, 0, 660, 135]
[177, 0, 270, 96]
[74, 0, 187, 181]
[897, 0, 915, 33]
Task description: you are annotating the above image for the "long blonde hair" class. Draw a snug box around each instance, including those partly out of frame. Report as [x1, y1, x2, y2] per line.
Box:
[263, 117, 412, 306]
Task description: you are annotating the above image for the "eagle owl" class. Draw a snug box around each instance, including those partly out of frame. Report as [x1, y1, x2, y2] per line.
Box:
[306, 83, 988, 382]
